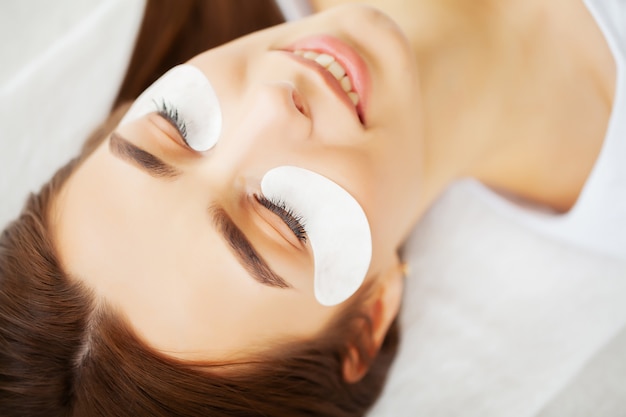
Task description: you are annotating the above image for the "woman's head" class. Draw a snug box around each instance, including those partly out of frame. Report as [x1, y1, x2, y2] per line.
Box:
[0, 105, 400, 417]
[51, 4, 422, 363]
[2, 4, 422, 414]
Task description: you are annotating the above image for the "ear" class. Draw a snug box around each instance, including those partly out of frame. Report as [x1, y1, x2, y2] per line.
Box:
[342, 258, 405, 383]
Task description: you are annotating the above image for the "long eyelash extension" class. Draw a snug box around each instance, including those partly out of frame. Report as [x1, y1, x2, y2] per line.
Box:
[153, 99, 189, 142]
[256, 195, 308, 243]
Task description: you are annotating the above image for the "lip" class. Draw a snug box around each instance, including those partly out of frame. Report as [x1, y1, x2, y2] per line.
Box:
[285, 35, 370, 125]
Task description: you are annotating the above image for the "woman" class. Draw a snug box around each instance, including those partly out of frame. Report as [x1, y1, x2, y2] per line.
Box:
[1, 3, 408, 416]
[1, 0, 624, 416]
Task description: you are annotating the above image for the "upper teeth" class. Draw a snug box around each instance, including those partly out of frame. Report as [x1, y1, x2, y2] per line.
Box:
[293, 49, 359, 107]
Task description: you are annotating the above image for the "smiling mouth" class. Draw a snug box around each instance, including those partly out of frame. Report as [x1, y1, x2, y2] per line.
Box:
[286, 48, 365, 125]
[293, 50, 360, 108]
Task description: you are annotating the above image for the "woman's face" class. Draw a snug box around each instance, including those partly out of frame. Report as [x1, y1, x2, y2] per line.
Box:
[53, 5, 423, 361]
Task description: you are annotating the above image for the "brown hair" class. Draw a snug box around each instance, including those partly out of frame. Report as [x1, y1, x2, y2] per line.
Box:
[0, 3, 400, 415]
[113, 0, 286, 108]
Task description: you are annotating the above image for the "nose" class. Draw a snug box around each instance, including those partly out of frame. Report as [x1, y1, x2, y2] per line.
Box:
[197, 81, 315, 186]
[221, 81, 313, 153]
[252, 81, 312, 137]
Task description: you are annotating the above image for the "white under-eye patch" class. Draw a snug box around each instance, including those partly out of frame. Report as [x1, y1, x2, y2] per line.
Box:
[261, 166, 372, 306]
[120, 64, 222, 151]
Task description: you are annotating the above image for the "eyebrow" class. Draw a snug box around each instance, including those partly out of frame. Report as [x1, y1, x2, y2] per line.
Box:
[109, 132, 180, 179]
[210, 205, 291, 289]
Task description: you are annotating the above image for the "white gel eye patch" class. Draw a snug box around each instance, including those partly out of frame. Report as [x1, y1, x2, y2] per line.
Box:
[120, 64, 222, 151]
[261, 166, 372, 306]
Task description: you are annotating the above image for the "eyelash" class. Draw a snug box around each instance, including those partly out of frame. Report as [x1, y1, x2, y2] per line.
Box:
[154, 99, 190, 146]
[255, 195, 308, 243]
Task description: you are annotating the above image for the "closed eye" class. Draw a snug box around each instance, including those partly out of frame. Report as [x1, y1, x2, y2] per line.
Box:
[255, 194, 308, 244]
[154, 99, 190, 147]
